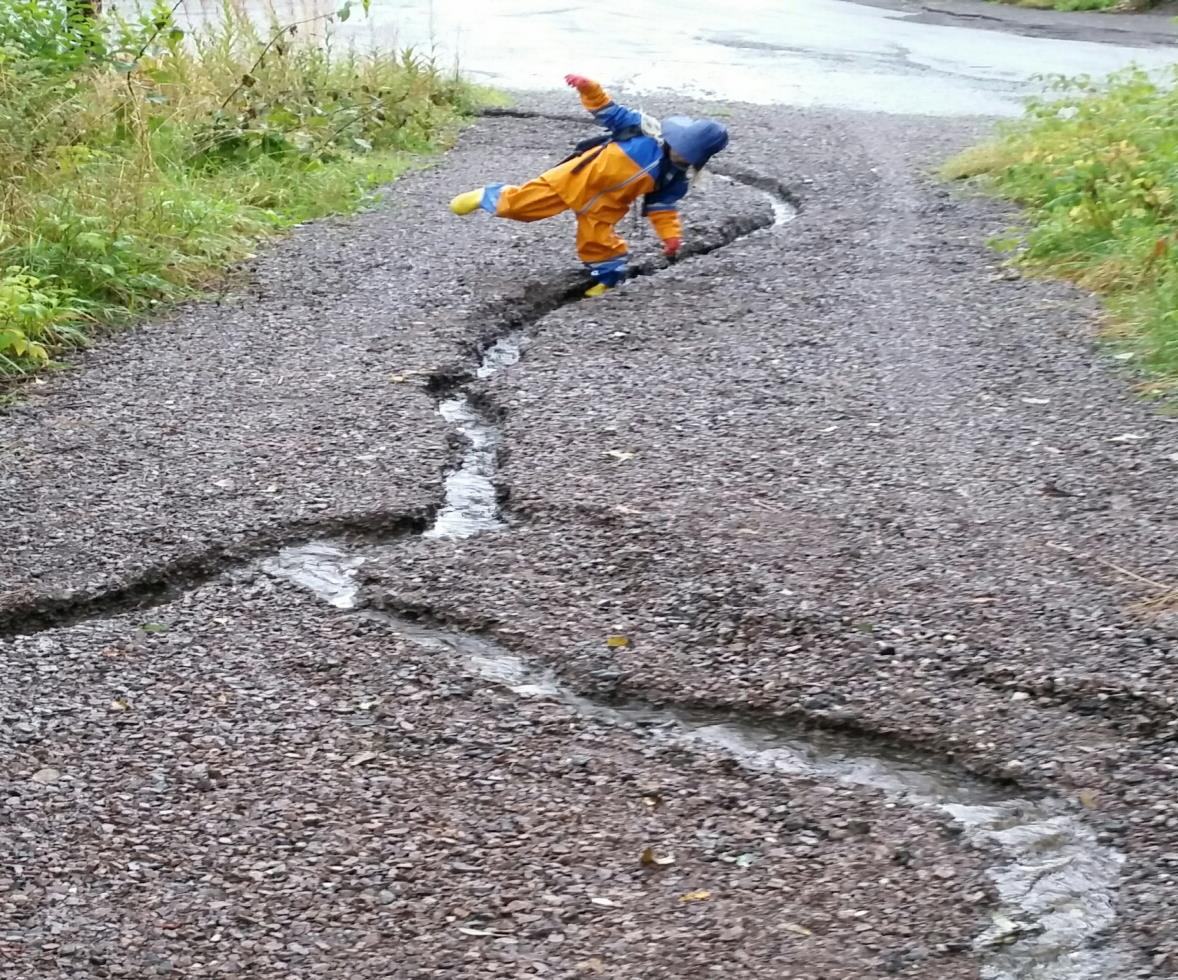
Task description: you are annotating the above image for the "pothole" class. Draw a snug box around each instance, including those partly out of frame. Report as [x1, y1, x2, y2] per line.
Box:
[256, 175, 1130, 979]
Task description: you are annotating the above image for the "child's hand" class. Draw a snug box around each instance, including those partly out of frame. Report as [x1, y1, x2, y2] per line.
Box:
[564, 74, 593, 92]
[663, 237, 682, 259]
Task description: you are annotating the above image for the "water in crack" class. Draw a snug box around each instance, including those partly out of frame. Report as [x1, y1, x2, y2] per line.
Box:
[259, 177, 1126, 976]
[715, 174, 796, 227]
[422, 332, 522, 540]
[372, 614, 1130, 980]
[261, 542, 364, 609]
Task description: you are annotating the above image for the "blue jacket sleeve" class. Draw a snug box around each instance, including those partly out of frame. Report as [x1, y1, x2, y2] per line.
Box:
[591, 100, 644, 135]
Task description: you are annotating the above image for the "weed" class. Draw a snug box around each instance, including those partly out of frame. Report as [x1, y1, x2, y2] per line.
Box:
[0, 0, 480, 377]
[944, 67, 1178, 381]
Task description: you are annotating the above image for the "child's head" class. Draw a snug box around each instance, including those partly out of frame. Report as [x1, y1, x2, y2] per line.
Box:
[661, 117, 729, 170]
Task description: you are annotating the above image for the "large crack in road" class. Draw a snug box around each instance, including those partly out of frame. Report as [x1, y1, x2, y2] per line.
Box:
[4, 105, 1176, 978]
[258, 175, 1133, 979]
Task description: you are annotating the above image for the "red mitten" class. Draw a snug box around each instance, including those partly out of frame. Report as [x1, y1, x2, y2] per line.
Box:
[663, 237, 682, 258]
[564, 74, 592, 92]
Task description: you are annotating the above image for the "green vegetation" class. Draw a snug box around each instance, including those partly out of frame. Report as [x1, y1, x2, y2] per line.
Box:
[944, 67, 1178, 386]
[0, 0, 478, 377]
[991, 0, 1154, 11]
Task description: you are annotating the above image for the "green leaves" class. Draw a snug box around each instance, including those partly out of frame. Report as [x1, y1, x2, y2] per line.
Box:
[0, 269, 84, 373]
[0, 0, 473, 380]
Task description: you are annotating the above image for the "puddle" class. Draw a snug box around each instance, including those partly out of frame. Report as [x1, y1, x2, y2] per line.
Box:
[369, 615, 1131, 980]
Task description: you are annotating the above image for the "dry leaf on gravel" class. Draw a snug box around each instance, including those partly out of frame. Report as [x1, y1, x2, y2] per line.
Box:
[640, 847, 675, 867]
[680, 890, 712, 902]
[606, 634, 633, 649]
[783, 922, 813, 937]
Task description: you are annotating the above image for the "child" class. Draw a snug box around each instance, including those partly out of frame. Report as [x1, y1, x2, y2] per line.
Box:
[450, 74, 730, 297]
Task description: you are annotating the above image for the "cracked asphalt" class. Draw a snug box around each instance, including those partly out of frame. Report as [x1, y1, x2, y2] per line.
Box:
[4, 18, 1178, 980]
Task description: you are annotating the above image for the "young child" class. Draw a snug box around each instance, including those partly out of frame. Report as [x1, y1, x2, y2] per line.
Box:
[450, 74, 730, 296]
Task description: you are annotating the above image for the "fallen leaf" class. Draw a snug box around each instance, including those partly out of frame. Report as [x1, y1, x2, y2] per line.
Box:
[389, 374, 407, 383]
[589, 897, 618, 907]
[346, 750, 380, 768]
[680, 890, 712, 902]
[640, 847, 675, 867]
[606, 634, 633, 649]
[457, 926, 496, 937]
[606, 449, 636, 462]
[30, 767, 61, 785]
[642, 793, 664, 810]
[110, 698, 130, 711]
[783, 921, 813, 937]
[1078, 788, 1100, 810]
[140, 623, 168, 634]
[582, 958, 606, 975]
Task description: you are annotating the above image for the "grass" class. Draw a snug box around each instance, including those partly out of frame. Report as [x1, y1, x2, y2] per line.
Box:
[943, 66, 1178, 386]
[0, 0, 483, 378]
[994, 0, 1118, 10]
[991, 0, 1152, 10]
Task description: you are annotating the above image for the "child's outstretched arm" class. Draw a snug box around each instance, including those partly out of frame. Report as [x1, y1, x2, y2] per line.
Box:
[565, 74, 643, 135]
[644, 176, 690, 258]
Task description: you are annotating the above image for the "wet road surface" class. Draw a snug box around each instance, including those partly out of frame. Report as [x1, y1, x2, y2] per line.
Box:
[6, 3, 1178, 978]
[178, 0, 1178, 114]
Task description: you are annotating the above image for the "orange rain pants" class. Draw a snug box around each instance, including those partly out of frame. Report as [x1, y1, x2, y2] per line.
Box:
[493, 176, 628, 266]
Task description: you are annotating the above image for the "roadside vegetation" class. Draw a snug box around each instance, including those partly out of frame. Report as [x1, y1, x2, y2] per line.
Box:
[991, 0, 1157, 11]
[944, 67, 1178, 388]
[0, 0, 478, 378]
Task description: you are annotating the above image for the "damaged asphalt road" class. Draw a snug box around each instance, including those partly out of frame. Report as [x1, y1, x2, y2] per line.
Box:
[3, 98, 1178, 978]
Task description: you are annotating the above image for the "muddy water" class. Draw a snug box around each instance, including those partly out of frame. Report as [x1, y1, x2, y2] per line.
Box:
[259, 180, 1129, 976]
[174, 0, 1176, 116]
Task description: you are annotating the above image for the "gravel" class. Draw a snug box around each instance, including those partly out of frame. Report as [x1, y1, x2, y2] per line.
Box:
[0, 580, 990, 979]
[4, 95, 1178, 976]
[361, 102, 1178, 975]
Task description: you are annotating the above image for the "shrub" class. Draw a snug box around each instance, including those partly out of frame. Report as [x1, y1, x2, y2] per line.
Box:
[0, 0, 478, 377]
[944, 67, 1178, 384]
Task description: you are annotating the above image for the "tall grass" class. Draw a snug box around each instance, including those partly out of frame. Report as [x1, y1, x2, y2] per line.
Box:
[944, 67, 1178, 386]
[0, 0, 479, 377]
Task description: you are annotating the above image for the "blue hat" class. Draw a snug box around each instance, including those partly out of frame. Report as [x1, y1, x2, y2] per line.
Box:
[661, 116, 729, 168]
